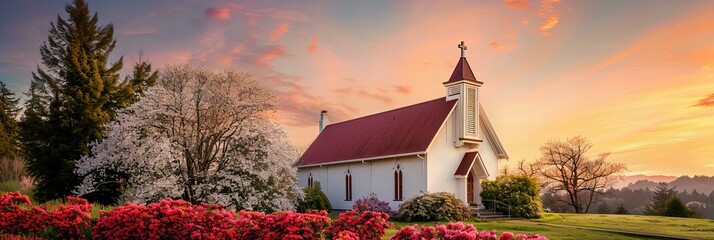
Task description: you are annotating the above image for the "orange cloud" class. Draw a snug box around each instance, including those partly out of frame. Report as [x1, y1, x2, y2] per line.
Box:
[537, 0, 562, 36]
[695, 94, 714, 107]
[539, 16, 559, 35]
[520, 18, 529, 25]
[269, 23, 290, 42]
[490, 41, 517, 52]
[204, 7, 230, 20]
[394, 85, 412, 95]
[505, 0, 529, 10]
[307, 36, 319, 53]
[256, 45, 287, 65]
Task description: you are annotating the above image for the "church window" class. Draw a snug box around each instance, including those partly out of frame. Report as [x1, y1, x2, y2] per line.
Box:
[394, 164, 403, 200]
[345, 169, 352, 201]
[307, 173, 314, 188]
[466, 87, 476, 135]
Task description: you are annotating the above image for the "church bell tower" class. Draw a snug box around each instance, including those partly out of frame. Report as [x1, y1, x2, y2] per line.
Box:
[444, 41, 483, 147]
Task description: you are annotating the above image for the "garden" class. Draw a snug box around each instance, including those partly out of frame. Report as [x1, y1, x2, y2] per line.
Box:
[0, 191, 548, 240]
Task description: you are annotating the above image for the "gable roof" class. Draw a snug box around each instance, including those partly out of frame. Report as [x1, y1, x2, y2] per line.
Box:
[297, 98, 457, 167]
[443, 57, 483, 85]
[454, 151, 490, 177]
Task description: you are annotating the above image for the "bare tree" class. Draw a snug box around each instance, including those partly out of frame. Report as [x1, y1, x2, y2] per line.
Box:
[534, 136, 626, 213]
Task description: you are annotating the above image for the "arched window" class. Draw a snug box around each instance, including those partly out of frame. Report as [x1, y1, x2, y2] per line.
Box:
[394, 164, 403, 200]
[345, 168, 352, 201]
[307, 173, 314, 188]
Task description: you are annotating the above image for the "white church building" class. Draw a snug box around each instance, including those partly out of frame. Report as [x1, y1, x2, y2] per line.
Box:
[296, 42, 509, 210]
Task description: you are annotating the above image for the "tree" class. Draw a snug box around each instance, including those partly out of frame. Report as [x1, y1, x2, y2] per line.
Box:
[644, 183, 676, 216]
[664, 196, 695, 218]
[20, 0, 155, 202]
[596, 202, 611, 214]
[481, 175, 543, 218]
[615, 203, 628, 214]
[0, 81, 21, 157]
[75, 64, 302, 211]
[534, 136, 627, 213]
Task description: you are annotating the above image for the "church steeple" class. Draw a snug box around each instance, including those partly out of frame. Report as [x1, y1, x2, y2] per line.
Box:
[444, 41, 482, 147]
[443, 41, 483, 85]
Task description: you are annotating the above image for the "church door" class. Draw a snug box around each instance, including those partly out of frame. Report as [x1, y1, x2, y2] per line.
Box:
[467, 172, 474, 204]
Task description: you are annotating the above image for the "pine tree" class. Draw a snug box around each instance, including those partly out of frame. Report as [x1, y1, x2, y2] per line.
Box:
[0, 81, 21, 157]
[21, 0, 155, 202]
[615, 203, 628, 214]
[644, 183, 676, 216]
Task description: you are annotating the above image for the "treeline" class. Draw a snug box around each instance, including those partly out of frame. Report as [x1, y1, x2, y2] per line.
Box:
[542, 184, 714, 219]
[627, 175, 714, 194]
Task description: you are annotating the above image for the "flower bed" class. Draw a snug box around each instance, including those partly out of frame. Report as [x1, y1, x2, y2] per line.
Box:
[390, 222, 548, 240]
[0, 192, 547, 240]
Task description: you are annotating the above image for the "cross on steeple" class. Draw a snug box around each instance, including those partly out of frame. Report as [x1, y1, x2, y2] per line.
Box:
[458, 41, 467, 58]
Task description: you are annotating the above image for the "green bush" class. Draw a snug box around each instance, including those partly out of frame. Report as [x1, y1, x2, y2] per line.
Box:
[480, 175, 542, 218]
[395, 192, 473, 222]
[297, 182, 331, 212]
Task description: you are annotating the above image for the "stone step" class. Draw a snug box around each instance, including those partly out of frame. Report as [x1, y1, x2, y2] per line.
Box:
[476, 211, 504, 216]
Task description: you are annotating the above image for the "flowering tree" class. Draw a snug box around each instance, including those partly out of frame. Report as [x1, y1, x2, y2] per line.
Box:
[75, 64, 303, 211]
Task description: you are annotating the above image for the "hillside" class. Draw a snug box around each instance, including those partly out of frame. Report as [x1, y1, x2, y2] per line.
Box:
[625, 175, 714, 194]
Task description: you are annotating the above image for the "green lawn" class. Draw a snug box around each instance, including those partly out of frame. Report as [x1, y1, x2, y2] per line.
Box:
[384, 213, 714, 240]
[535, 213, 714, 240]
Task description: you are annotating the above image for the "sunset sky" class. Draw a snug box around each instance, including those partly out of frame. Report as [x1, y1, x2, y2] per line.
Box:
[1, 0, 713, 176]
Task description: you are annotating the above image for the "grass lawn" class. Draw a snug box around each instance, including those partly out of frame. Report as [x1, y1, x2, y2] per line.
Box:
[535, 213, 714, 240]
[384, 220, 652, 240]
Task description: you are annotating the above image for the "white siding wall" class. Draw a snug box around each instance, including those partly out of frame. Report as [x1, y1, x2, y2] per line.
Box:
[297, 155, 425, 210]
[425, 107, 500, 204]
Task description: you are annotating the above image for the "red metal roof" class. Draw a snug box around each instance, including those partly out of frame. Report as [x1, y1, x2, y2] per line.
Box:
[443, 57, 482, 85]
[454, 151, 478, 176]
[298, 98, 457, 167]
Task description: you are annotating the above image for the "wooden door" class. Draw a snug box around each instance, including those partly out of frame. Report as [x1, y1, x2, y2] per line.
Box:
[467, 173, 474, 204]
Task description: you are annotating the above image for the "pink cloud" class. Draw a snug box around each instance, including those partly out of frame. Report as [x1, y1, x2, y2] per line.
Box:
[269, 23, 290, 42]
[119, 26, 158, 36]
[254, 8, 310, 22]
[245, 12, 259, 26]
[256, 45, 287, 65]
[505, 0, 529, 10]
[307, 36, 319, 53]
[204, 7, 231, 20]
[695, 94, 714, 107]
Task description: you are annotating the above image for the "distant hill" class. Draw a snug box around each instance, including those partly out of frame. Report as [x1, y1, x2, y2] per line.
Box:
[612, 174, 677, 189]
[623, 175, 714, 194]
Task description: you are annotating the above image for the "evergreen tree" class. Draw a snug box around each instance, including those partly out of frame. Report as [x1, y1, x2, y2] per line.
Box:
[596, 202, 611, 214]
[644, 183, 676, 216]
[664, 196, 694, 218]
[615, 203, 628, 214]
[21, 0, 155, 202]
[0, 81, 21, 157]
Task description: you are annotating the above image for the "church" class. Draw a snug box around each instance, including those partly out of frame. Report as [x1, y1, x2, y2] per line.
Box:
[296, 42, 509, 210]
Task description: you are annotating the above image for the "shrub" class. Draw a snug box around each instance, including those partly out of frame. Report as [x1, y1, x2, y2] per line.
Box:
[353, 193, 393, 214]
[235, 210, 331, 239]
[297, 182, 331, 212]
[0, 192, 92, 239]
[93, 198, 239, 239]
[325, 210, 393, 240]
[333, 230, 359, 240]
[396, 192, 473, 222]
[481, 175, 542, 218]
[390, 222, 548, 240]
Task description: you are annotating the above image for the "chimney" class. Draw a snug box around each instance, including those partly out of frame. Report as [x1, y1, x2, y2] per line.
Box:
[319, 110, 329, 133]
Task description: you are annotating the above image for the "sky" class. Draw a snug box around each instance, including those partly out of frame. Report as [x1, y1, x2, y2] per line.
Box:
[1, 0, 713, 176]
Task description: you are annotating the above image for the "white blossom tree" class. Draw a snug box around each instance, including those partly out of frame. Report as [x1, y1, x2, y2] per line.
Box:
[75, 64, 303, 211]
